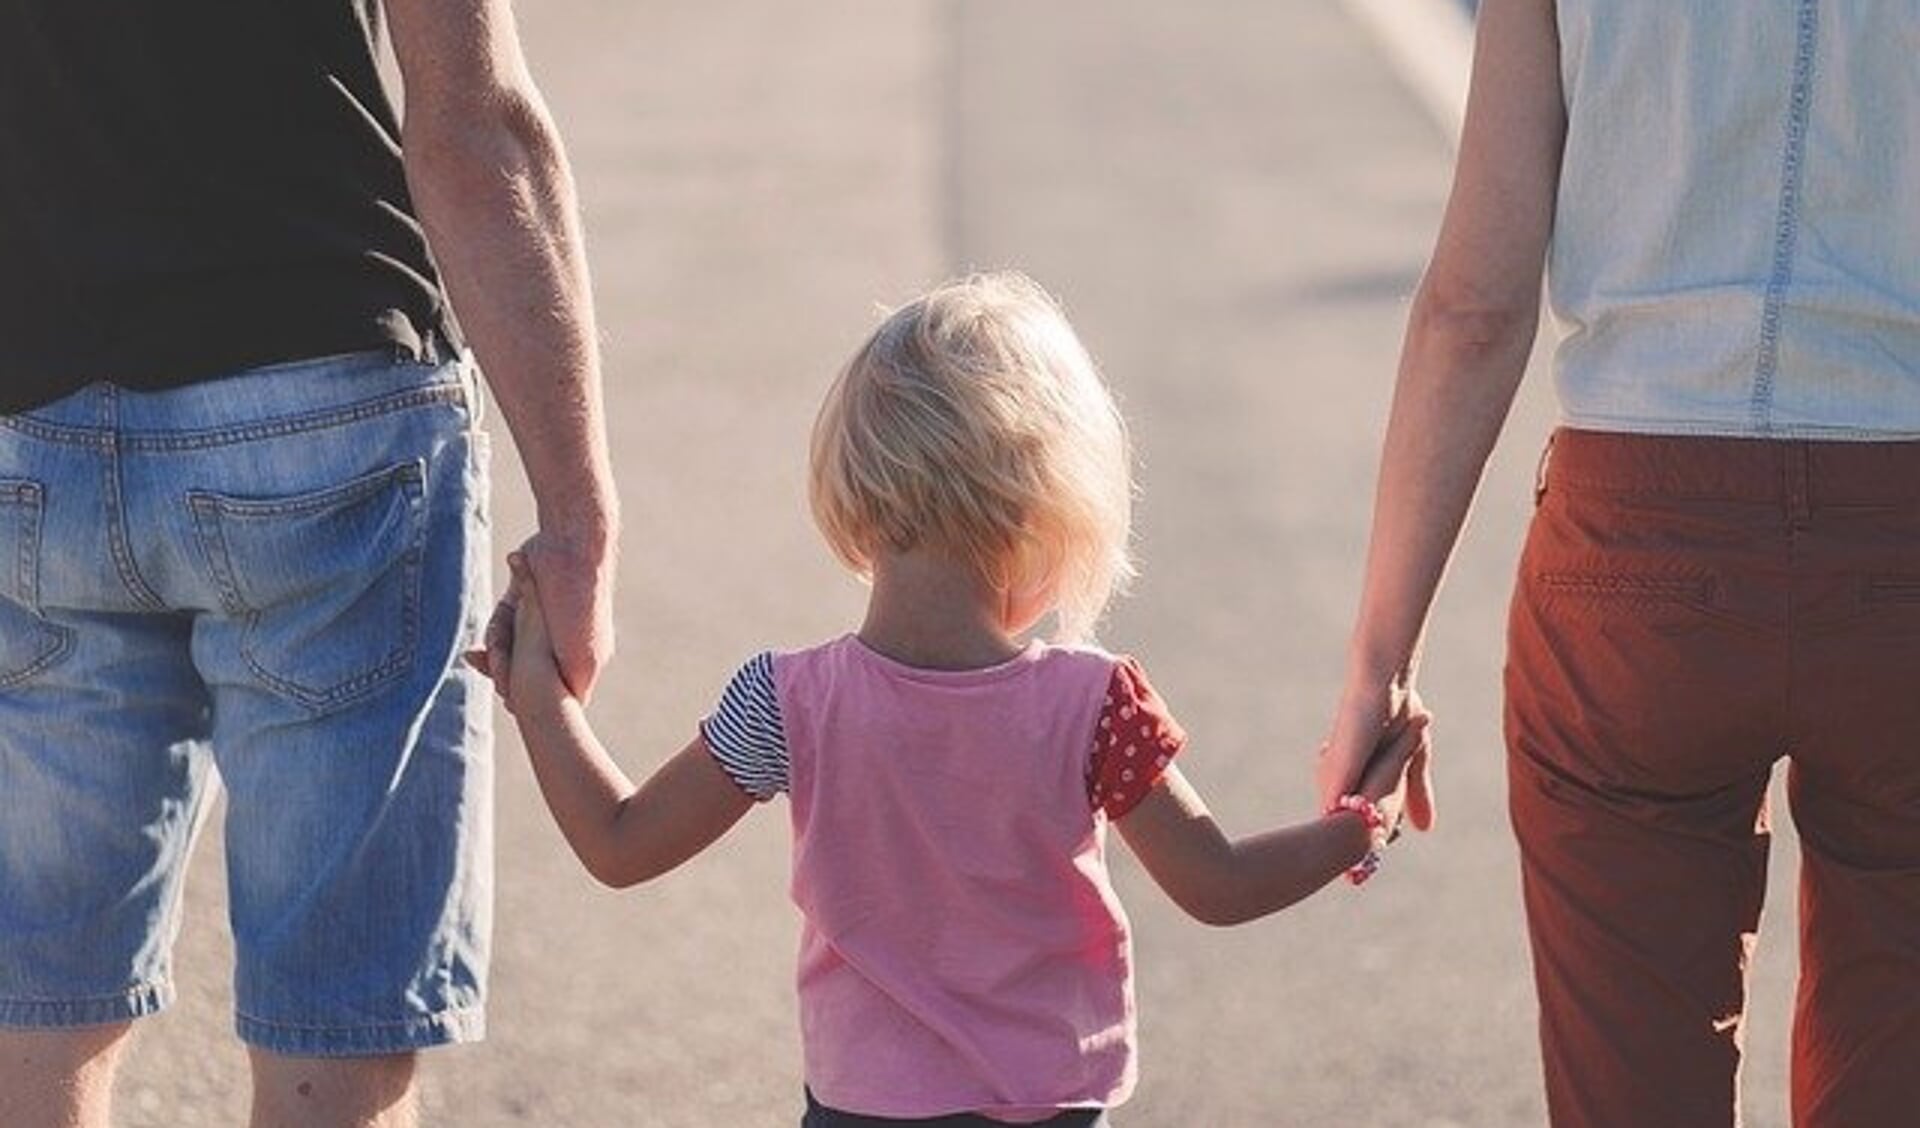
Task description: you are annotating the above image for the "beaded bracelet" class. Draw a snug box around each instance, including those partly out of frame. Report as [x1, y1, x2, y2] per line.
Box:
[1328, 794, 1394, 886]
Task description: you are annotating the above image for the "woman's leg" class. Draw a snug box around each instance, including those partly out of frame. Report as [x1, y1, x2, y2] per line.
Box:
[1505, 430, 1788, 1128]
[1787, 763, 1920, 1127]
[1785, 474, 1920, 1126]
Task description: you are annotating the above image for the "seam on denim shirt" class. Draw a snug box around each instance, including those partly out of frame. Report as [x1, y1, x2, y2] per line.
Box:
[1749, 0, 1821, 434]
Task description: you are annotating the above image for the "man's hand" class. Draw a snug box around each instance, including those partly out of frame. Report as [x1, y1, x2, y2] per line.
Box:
[514, 528, 616, 701]
[465, 531, 614, 701]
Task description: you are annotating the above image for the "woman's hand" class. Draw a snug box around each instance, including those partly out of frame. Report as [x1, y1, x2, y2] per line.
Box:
[1319, 678, 1435, 831]
[1352, 702, 1432, 834]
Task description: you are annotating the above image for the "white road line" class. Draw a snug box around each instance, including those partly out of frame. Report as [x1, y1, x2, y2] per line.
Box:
[1341, 0, 1476, 145]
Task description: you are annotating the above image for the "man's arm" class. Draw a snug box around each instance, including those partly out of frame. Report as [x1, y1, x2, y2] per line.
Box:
[385, 0, 618, 698]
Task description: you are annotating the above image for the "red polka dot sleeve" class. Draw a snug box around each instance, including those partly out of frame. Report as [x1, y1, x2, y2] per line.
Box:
[1089, 657, 1187, 820]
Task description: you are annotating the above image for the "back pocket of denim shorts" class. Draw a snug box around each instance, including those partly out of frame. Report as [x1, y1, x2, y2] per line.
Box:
[0, 479, 73, 687]
[189, 461, 427, 712]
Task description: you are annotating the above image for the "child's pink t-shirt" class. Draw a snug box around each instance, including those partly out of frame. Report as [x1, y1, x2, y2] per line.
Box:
[700, 634, 1185, 1121]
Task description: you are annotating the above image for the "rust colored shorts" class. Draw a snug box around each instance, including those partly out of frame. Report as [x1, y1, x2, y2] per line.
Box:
[1505, 428, 1920, 1128]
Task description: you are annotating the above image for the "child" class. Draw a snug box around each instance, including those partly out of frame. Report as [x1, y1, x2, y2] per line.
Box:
[481, 272, 1426, 1126]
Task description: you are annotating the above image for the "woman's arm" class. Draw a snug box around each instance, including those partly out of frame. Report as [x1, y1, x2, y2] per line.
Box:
[1317, 0, 1567, 824]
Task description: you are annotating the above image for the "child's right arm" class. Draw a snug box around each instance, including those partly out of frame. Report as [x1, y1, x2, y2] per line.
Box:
[503, 557, 754, 889]
[1114, 717, 1426, 926]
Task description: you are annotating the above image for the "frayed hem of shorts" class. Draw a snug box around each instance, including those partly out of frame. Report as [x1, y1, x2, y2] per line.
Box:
[236, 1004, 486, 1057]
[0, 981, 172, 1028]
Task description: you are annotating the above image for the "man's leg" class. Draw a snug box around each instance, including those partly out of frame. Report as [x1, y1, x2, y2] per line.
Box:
[1, 389, 215, 1126]
[0, 1025, 132, 1128]
[162, 355, 491, 1098]
[0, 481, 212, 1126]
[0, 610, 210, 1121]
[248, 1050, 417, 1128]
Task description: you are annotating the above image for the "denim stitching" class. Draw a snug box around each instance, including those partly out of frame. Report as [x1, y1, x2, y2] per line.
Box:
[189, 463, 428, 711]
[124, 386, 466, 452]
[4, 480, 37, 607]
[0, 385, 464, 450]
[234, 1008, 485, 1056]
[99, 387, 167, 610]
[186, 494, 247, 617]
[0, 983, 172, 1007]
[234, 1003, 484, 1035]
[0, 624, 74, 692]
[1748, 0, 1821, 433]
[0, 416, 112, 448]
[188, 460, 424, 518]
[0, 480, 76, 688]
[237, 566, 420, 712]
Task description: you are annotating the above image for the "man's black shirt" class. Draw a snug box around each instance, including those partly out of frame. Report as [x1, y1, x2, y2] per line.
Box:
[0, 1, 456, 413]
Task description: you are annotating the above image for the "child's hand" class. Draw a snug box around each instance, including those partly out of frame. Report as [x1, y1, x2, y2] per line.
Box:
[1354, 696, 1432, 835]
[505, 553, 573, 718]
[463, 566, 526, 700]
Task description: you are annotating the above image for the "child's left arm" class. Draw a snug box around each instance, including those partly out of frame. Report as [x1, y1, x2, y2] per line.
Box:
[501, 557, 754, 889]
[1115, 715, 1426, 926]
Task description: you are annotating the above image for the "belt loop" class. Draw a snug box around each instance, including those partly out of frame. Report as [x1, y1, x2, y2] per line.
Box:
[1533, 430, 1557, 508]
[1785, 442, 1812, 529]
[463, 350, 487, 428]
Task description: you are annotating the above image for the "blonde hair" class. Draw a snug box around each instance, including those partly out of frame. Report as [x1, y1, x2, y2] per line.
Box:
[810, 272, 1134, 643]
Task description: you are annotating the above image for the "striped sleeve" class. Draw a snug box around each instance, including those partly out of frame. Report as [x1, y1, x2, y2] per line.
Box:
[699, 651, 790, 801]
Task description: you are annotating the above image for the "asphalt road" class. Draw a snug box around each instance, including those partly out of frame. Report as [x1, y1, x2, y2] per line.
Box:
[111, 3, 1803, 1124]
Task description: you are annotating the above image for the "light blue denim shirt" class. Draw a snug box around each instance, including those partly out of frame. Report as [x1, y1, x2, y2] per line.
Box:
[1549, 1, 1920, 438]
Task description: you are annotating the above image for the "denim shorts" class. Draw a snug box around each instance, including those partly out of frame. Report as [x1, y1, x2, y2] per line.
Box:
[0, 349, 492, 1056]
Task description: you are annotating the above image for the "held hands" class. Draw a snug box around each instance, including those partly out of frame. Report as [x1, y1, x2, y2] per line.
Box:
[466, 528, 616, 702]
[464, 552, 574, 718]
[1319, 675, 1436, 832]
[1326, 702, 1430, 885]
[1348, 701, 1431, 833]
